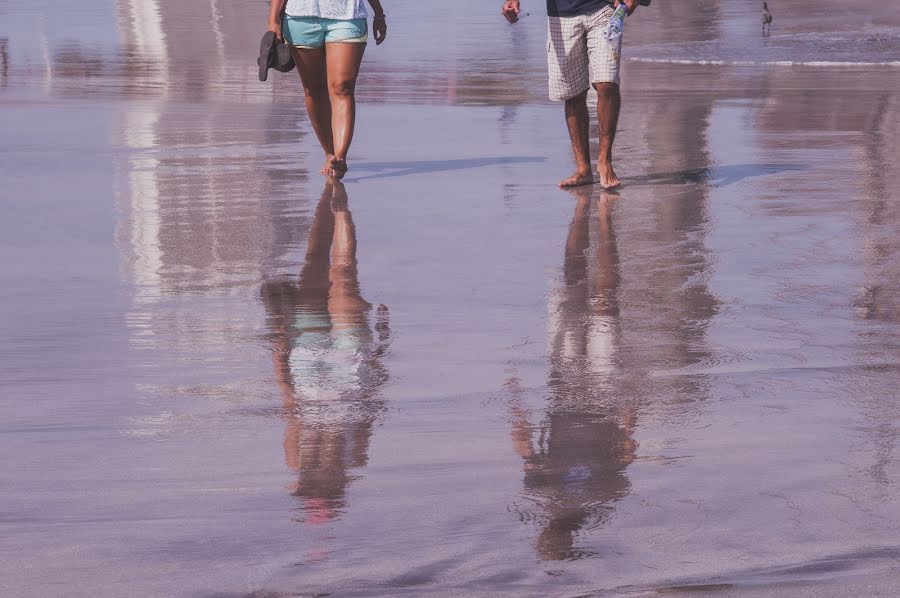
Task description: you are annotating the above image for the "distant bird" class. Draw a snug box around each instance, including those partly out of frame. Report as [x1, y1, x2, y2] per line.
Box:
[762, 2, 773, 36]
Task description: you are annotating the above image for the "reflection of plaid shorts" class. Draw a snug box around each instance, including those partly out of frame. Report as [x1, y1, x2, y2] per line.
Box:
[547, 5, 622, 101]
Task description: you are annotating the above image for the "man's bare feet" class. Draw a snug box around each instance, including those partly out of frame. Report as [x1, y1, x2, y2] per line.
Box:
[597, 161, 621, 190]
[559, 169, 594, 188]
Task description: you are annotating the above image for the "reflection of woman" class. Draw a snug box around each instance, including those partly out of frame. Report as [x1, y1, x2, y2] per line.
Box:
[267, 0, 387, 179]
[261, 179, 390, 523]
[509, 189, 636, 560]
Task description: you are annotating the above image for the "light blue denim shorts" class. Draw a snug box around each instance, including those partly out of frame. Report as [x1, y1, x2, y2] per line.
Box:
[283, 16, 368, 48]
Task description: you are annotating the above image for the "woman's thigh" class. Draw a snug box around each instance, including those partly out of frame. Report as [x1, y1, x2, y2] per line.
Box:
[324, 42, 366, 93]
[291, 47, 328, 93]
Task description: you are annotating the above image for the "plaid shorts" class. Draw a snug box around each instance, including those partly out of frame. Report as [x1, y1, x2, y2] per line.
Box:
[547, 5, 622, 101]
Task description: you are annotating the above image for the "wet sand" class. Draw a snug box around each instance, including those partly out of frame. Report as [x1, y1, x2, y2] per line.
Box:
[2, 1, 900, 596]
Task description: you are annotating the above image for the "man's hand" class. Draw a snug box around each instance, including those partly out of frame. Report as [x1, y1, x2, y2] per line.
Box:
[502, 0, 521, 24]
[614, 0, 639, 16]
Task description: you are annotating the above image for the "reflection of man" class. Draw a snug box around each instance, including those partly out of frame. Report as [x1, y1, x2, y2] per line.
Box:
[548, 186, 621, 380]
[502, 0, 644, 189]
[261, 179, 390, 524]
[509, 189, 636, 560]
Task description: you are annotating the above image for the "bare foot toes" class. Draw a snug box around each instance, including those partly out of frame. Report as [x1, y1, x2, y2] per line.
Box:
[330, 158, 348, 180]
[321, 154, 335, 175]
[598, 163, 621, 189]
[559, 170, 594, 188]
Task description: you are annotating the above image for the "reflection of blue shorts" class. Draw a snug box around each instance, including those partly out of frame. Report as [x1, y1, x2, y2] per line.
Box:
[283, 16, 368, 48]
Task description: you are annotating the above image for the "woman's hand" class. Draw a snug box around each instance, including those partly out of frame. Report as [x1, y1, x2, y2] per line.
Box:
[373, 15, 387, 45]
[268, 19, 283, 42]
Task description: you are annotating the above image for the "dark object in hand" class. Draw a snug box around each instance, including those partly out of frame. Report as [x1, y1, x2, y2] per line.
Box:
[258, 31, 295, 82]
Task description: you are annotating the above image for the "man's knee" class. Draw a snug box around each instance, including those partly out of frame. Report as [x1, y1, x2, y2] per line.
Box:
[564, 89, 589, 108]
[593, 82, 620, 99]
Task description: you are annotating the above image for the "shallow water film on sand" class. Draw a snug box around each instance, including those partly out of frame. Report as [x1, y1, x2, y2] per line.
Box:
[2, 1, 900, 596]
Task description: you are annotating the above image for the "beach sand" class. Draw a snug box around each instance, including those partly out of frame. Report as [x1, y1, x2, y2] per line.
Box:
[1, 1, 899, 596]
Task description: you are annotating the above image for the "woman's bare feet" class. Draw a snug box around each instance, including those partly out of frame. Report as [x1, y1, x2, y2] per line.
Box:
[559, 169, 594, 188]
[597, 161, 621, 190]
[329, 157, 348, 180]
[320, 154, 335, 175]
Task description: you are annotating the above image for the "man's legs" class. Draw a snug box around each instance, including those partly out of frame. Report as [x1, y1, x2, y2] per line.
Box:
[594, 82, 621, 189]
[560, 90, 594, 188]
[586, 6, 623, 189]
[548, 15, 593, 187]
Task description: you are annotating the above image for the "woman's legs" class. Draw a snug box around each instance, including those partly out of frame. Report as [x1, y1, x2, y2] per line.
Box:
[325, 42, 366, 178]
[292, 47, 336, 174]
[291, 41, 366, 179]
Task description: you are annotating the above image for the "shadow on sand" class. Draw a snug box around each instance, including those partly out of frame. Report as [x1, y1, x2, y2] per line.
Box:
[621, 163, 808, 188]
[346, 160, 803, 187]
[346, 156, 546, 182]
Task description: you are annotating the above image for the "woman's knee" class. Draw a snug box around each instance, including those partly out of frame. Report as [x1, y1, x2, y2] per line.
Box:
[298, 70, 328, 97]
[302, 83, 328, 98]
[328, 78, 357, 98]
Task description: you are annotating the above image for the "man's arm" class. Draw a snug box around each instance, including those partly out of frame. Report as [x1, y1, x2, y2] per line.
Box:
[502, 0, 520, 24]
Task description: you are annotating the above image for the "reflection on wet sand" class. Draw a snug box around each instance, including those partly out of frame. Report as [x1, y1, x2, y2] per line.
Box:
[855, 92, 899, 324]
[1, 38, 8, 87]
[732, 64, 900, 506]
[632, 81, 719, 386]
[5, 0, 900, 593]
[112, 0, 306, 309]
[261, 180, 390, 524]
[114, 0, 170, 95]
[509, 188, 637, 560]
[504, 80, 722, 560]
[850, 89, 900, 501]
[114, 103, 307, 304]
[626, 0, 717, 390]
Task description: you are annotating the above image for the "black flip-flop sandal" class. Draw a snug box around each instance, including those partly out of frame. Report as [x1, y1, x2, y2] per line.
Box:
[258, 31, 277, 82]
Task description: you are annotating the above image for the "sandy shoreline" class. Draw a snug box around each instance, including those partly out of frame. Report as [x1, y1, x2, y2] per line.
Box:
[2, 1, 900, 596]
